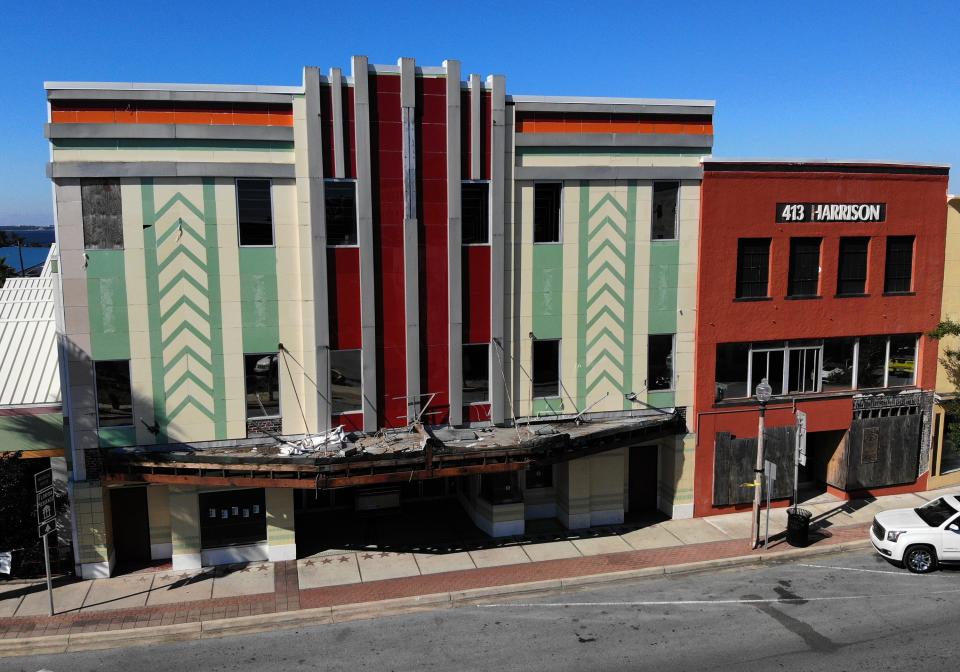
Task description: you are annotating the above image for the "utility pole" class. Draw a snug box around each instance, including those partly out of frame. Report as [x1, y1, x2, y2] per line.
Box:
[752, 378, 772, 550]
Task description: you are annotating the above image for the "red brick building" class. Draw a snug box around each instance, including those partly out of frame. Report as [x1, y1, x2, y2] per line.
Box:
[693, 161, 949, 517]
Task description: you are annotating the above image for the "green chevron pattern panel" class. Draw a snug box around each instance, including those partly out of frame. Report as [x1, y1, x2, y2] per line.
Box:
[141, 179, 226, 442]
[576, 182, 636, 411]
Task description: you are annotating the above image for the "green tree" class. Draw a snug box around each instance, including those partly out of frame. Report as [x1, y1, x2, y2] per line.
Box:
[928, 320, 960, 469]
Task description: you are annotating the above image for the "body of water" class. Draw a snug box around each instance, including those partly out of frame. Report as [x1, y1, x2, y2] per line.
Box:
[0, 246, 51, 273]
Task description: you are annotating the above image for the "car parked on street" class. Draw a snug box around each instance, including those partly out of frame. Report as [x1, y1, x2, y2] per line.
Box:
[870, 495, 960, 573]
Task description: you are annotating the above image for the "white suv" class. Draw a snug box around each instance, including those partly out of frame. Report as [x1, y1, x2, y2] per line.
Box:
[871, 495, 960, 573]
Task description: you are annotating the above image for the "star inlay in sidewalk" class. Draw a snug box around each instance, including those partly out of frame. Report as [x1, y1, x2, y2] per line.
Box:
[303, 559, 316, 567]
[256, 565, 268, 572]
[320, 558, 333, 564]
[138, 576, 150, 582]
[239, 566, 251, 573]
[338, 556, 350, 563]
[159, 575, 171, 581]
[178, 573, 190, 580]
[362, 553, 374, 560]
[378, 552, 390, 558]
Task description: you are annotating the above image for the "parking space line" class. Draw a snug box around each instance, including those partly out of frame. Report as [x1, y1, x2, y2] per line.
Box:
[796, 563, 927, 577]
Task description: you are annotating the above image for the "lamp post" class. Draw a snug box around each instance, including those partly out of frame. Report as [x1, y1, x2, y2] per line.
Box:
[752, 378, 772, 550]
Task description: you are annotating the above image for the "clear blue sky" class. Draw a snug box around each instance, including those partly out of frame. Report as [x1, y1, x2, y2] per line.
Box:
[2, 1, 957, 227]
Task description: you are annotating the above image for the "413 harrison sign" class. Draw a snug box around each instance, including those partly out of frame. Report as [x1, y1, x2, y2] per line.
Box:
[776, 202, 886, 223]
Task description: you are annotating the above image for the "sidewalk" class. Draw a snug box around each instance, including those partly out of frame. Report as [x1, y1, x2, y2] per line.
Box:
[1, 486, 954, 655]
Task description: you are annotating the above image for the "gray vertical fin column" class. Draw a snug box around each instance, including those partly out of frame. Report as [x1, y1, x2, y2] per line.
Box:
[330, 67, 346, 179]
[488, 75, 506, 425]
[469, 74, 482, 180]
[400, 57, 420, 423]
[353, 55, 378, 432]
[444, 60, 463, 426]
[296, 67, 330, 434]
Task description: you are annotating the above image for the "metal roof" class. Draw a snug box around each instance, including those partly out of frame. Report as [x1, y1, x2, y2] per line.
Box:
[0, 247, 60, 407]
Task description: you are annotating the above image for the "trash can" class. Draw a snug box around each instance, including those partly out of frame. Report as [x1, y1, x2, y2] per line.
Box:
[786, 507, 812, 547]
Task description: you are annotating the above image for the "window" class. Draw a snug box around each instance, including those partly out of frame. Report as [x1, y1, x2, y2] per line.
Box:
[462, 343, 489, 404]
[822, 337, 855, 392]
[325, 180, 357, 246]
[750, 344, 785, 396]
[715, 343, 749, 401]
[480, 472, 522, 504]
[199, 489, 266, 549]
[244, 353, 280, 419]
[525, 465, 553, 489]
[81, 180, 123, 249]
[884, 236, 914, 293]
[533, 183, 561, 243]
[855, 336, 887, 389]
[531, 339, 560, 398]
[736, 239, 770, 299]
[942, 412, 960, 475]
[94, 360, 133, 427]
[237, 179, 273, 246]
[647, 334, 674, 391]
[462, 182, 489, 245]
[651, 181, 679, 240]
[330, 349, 362, 414]
[788, 238, 822, 297]
[887, 335, 917, 387]
[787, 343, 821, 394]
[837, 237, 869, 295]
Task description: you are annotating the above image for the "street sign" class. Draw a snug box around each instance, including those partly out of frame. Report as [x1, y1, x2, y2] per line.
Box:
[36, 487, 56, 527]
[796, 411, 808, 467]
[34, 468, 52, 493]
[38, 521, 56, 537]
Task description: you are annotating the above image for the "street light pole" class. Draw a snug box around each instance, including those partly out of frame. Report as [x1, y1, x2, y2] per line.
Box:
[752, 378, 772, 550]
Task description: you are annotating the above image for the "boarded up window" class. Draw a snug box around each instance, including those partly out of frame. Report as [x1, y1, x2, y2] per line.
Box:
[861, 427, 880, 464]
[81, 180, 123, 249]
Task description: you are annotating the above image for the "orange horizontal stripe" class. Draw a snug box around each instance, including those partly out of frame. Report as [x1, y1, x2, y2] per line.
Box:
[516, 117, 712, 135]
[51, 104, 294, 127]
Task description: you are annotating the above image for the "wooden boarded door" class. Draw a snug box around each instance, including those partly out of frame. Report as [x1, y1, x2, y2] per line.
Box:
[110, 487, 151, 565]
[713, 426, 796, 506]
[835, 414, 921, 490]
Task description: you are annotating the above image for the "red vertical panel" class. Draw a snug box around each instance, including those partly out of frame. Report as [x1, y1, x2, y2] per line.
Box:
[462, 245, 491, 344]
[464, 403, 491, 423]
[418, 76, 449, 425]
[372, 74, 407, 428]
[345, 87, 357, 179]
[330, 412, 363, 432]
[482, 91, 492, 180]
[460, 90, 471, 178]
[318, 85, 335, 178]
[327, 248, 361, 350]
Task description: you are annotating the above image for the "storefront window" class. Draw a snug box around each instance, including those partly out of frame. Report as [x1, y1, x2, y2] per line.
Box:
[942, 413, 960, 475]
[715, 343, 749, 401]
[199, 489, 266, 549]
[856, 336, 888, 389]
[244, 353, 280, 418]
[788, 345, 821, 394]
[330, 349, 362, 414]
[886, 335, 917, 387]
[822, 338, 855, 392]
[750, 347, 784, 396]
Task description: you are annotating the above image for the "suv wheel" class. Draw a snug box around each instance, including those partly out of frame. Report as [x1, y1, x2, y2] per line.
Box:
[904, 545, 937, 574]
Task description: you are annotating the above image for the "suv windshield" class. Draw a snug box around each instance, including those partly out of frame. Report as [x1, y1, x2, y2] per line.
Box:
[914, 498, 959, 527]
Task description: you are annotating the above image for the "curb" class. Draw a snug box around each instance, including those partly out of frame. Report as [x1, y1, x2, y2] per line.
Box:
[0, 539, 869, 658]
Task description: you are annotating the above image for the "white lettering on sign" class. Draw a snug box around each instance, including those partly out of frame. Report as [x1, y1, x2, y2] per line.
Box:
[776, 203, 885, 223]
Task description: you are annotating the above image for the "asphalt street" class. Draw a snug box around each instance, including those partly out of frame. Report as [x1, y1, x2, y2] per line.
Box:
[9, 548, 960, 672]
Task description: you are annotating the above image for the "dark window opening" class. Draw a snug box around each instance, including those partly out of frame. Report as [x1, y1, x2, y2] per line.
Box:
[325, 181, 357, 246]
[884, 236, 914, 293]
[237, 179, 273, 246]
[787, 346, 820, 394]
[244, 353, 280, 419]
[788, 237, 821, 297]
[856, 336, 887, 389]
[199, 489, 266, 549]
[647, 334, 674, 391]
[837, 237, 869, 295]
[751, 348, 784, 396]
[526, 465, 553, 489]
[887, 334, 916, 387]
[330, 349, 362, 414]
[480, 472, 522, 504]
[532, 339, 560, 398]
[81, 179, 123, 249]
[715, 343, 749, 401]
[736, 238, 770, 298]
[651, 181, 679, 240]
[533, 183, 562, 243]
[462, 343, 489, 404]
[94, 360, 133, 427]
[462, 182, 489, 245]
